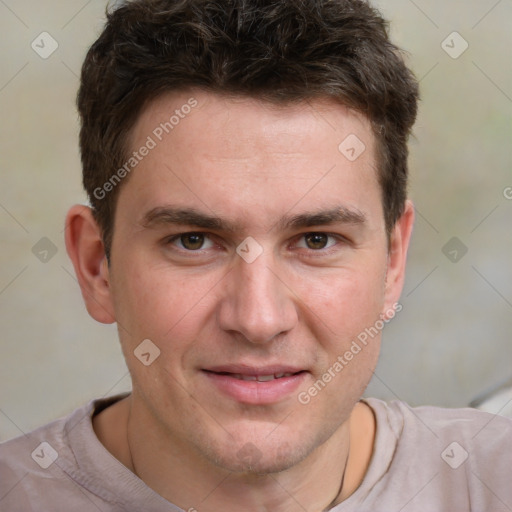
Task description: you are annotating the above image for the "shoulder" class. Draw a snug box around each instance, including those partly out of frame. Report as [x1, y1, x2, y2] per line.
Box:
[390, 398, 512, 446]
[0, 410, 70, 473]
[368, 397, 512, 462]
[0, 397, 97, 457]
[0, 410, 72, 510]
[357, 398, 512, 511]
[0, 397, 121, 511]
[367, 396, 511, 431]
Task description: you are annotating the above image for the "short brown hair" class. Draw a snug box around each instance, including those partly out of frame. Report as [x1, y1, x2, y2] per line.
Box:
[78, 0, 419, 259]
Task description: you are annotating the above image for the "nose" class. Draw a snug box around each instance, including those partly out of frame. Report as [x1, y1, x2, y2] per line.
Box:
[217, 251, 298, 344]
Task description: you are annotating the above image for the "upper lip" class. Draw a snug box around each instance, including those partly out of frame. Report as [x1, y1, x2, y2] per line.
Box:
[203, 364, 306, 376]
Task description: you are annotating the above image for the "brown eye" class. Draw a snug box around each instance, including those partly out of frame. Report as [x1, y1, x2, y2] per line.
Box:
[304, 233, 329, 250]
[180, 233, 206, 250]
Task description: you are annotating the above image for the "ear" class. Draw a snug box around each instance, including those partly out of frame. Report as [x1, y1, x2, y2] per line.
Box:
[64, 205, 116, 324]
[382, 199, 415, 317]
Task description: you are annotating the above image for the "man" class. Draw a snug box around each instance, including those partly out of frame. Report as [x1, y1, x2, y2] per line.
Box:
[1, 0, 511, 511]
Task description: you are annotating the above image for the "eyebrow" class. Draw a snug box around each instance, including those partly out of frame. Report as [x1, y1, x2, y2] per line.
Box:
[140, 205, 366, 232]
[278, 207, 366, 231]
[141, 207, 235, 232]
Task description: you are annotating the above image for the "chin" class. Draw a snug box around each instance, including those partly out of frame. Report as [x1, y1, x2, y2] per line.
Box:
[201, 428, 327, 476]
[211, 446, 305, 475]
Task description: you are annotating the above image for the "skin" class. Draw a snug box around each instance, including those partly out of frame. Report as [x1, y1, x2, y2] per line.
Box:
[66, 90, 414, 512]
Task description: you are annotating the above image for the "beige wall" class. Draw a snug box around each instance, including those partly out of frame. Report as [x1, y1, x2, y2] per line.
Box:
[1, 0, 511, 440]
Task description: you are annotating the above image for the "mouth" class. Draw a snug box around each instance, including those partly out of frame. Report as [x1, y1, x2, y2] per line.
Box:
[204, 370, 303, 381]
[202, 366, 308, 404]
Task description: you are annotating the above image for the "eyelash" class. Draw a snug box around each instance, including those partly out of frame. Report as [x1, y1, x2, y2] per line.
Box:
[164, 231, 346, 256]
[166, 233, 216, 252]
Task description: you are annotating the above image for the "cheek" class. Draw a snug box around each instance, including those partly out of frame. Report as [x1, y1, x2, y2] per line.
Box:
[298, 267, 385, 410]
[111, 264, 212, 397]
[110, 257, 220, 348]
[111, 268, 166, 340]
[299, 261, 387, 338]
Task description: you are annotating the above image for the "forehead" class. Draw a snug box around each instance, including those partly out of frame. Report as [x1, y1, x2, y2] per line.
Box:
[119, 90, 382, 232]
[131, 91, 374, 160]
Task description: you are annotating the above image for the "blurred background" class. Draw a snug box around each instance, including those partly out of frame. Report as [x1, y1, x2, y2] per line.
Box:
[0, 0, 511, 441]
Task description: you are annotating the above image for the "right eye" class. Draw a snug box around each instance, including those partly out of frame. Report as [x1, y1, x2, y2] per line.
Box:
[166, 232, 216, 251]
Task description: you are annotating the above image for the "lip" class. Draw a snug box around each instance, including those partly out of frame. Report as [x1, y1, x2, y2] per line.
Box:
[202, 365, 307, 405]
[204, 364, 305, 376]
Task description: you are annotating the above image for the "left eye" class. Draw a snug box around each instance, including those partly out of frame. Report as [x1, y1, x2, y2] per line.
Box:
[170, 233, 215, 251]
[296, 233, 338, 250]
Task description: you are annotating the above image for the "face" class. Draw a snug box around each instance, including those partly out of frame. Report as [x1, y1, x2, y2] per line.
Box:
[96, 91, 408, 473]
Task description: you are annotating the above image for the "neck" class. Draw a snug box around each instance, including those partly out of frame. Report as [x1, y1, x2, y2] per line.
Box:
[93, 396, 375, 512]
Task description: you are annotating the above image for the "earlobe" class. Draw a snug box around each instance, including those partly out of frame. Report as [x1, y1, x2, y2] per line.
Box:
[64, 205, 116, 324]
[383, 200, 415, 314]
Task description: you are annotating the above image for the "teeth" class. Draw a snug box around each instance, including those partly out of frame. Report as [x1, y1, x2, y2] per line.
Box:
[227, 372, 297, 381]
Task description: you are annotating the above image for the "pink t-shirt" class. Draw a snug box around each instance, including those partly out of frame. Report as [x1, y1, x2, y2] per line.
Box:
[1, 394, 511, 511]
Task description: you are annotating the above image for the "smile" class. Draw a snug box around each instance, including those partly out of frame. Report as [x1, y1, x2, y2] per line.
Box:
[202, 368, 307, 404]
[216, 372, 297, 381]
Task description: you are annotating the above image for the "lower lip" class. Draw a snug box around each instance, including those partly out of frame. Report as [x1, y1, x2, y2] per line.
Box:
[203, 371, 307, 404]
